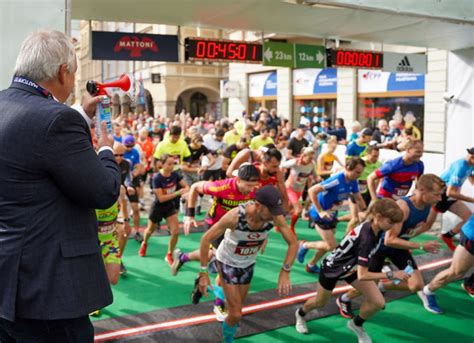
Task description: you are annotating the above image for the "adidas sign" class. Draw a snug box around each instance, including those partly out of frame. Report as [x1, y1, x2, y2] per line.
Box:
[396, 56, 414, 72]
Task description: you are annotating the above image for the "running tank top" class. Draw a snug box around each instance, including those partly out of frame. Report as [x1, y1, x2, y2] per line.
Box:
[216, 202, 273, 268]
[399, 197, 430, 239]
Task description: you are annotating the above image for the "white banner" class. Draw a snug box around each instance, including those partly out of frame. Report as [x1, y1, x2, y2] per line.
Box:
[220, 80, 240, 98]
[383, 52, 427, 74]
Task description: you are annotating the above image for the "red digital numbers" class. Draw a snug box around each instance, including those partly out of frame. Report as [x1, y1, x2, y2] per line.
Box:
[331, 50, 383, 69]
[187, 38, 262, 63]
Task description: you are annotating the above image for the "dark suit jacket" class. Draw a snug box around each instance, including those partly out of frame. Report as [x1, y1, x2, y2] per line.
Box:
[0, 81, 121, 321]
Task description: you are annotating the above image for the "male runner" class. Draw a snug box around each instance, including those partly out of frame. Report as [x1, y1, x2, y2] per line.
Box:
[337, 174, 444, 318]
[297, 157, 367, 273]
[418, 213, 474, 312]
[198, 186, 298, 343]
[430, 148, 474, 250]
[367, 139, 424, 201]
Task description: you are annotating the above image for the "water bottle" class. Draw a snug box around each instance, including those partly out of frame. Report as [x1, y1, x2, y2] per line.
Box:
[95, 96, 112, 137]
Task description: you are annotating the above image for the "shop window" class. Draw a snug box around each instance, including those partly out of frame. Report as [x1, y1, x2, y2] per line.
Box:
[358, 96, 424, 140]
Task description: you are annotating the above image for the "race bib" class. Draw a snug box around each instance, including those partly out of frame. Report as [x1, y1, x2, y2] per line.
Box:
[234, 240, 264, 256]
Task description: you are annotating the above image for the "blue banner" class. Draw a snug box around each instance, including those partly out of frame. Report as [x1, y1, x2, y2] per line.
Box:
[313, 68, 337, 94]
[91, 31, 179, 62]
[263, 71, 277, 96]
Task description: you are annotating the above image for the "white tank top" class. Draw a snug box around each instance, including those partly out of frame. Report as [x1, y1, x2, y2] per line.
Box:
[216, 202, 273, 268]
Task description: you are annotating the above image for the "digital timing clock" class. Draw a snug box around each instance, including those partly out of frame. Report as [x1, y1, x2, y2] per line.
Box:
[327, 49, 383, 69]
[185, 38, 262, 63]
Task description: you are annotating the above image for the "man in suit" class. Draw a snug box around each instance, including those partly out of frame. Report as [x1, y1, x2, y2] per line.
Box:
[0, 30, 121, 342]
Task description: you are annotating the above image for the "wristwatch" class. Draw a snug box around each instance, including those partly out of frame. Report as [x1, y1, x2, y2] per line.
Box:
[281, 264, 292, 272]
[385, 269, 394, 280]
[123, 218, 131, 222]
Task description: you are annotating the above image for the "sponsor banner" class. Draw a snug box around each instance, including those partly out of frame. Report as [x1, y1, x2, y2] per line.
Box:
[383, 52, 427, 74]
[91, 31, 179, 62]
[248, 71, 277, 97]
[220, 80, 240, 98]
[293, 68, 337, 96]
[358, 69, 424, 93]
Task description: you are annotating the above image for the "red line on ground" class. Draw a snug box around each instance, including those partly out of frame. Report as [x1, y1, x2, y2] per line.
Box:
[94, 256, 453, 342]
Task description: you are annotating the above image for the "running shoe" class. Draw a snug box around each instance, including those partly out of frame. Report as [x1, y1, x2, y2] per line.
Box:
[305, 263, 321, 274]
[417, 290, 443, 314]
[171, 249, 183, 276]
[347, 319, 372, 343]
[138, 242, 147, 257]
[191, 276, 202, 304]
[134, 231, 144, 243]
[89, 310, 101, 317]
[297, 241, 308, 263]
[441, 233, 456, 251]
[336, 295, 354, 319]
[120, 262, 127, 276]
[295, 309, 308, 334]
[164, 253, 173, 267]
[214, 304, 228, 322]
[461, 282, 474, 298]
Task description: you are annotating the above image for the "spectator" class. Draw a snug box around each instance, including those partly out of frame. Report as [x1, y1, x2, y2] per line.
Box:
[0, 30, 120, 342]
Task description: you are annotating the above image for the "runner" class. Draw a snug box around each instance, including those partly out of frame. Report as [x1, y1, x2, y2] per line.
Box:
[297, 157, 367, 273]
[430, 148, 474, 250]
[337, 174, 444, 318]
[281, 147, 316, 235]
[197, 186, 297, 343]
[358, 145, 382, 207]
[418, 213, 474, 313]
[295, 198, 407, 343]
[138, 154, 189, 267]
[316, 135, 344, 180]
[367, 139, 424, 201]
[176, 163, 261, 320]
[345, 128, 372, 159]
[226, 146, 289, 210]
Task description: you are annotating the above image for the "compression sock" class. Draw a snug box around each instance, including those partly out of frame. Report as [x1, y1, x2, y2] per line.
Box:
[209, 285, 225, 301]
[222, 321, 238, 343]
[353, 315, 366, 327]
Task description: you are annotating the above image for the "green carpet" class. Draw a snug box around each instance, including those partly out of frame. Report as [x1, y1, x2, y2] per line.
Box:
[93, 218, 446, 321]
[237, 281, 473, 342]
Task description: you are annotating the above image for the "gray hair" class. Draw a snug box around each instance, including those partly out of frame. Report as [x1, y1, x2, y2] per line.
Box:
[14, 30, 76, 82]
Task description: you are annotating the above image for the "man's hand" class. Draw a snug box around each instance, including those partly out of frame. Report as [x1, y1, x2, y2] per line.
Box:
[318, 211, 332, 220]
[97, 121, 114, 149]
[184, 216, 197, 235]
[277, 270, 292, 296]
[423, 241, 442, 253]
[81, 93, 103, 120]
[198, 273, 211, 298]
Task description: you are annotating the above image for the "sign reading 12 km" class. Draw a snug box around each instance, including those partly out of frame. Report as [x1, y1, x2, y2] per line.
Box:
[327, 49, 383, 69]
[185, 38, 262, 63]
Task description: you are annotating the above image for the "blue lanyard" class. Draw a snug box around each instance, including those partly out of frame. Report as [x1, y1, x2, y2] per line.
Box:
[11, 76, 53, 99]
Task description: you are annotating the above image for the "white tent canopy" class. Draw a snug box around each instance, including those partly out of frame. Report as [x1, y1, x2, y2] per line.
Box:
[72, 0, 474, 51]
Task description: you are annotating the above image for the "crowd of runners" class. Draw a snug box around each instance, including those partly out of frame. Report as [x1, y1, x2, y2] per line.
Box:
[97, 107, 474, 343]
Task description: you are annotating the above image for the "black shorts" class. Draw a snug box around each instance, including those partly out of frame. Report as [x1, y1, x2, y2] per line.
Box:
[313, 217, 338, 231]
[203, 169, 222, 181]
[126, 187, 139, 203]
[361, 191, 371, 208]
[368, 248, 418, 272]
[216, 260, 255, 285]
[460, 231, 474, 255]
[318, 270, 358, 291]
[433, 190, 457, 213]
[148, 200, 177, 224]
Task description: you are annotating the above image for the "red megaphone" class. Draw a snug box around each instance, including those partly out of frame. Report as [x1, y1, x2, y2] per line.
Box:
[86, 74, 131, 97]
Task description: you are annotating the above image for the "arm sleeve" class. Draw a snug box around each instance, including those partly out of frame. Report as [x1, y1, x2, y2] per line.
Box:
[41, 109, 121, 209]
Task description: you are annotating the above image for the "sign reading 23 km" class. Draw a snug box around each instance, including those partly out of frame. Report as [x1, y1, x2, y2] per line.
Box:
[185, 38, 262, 63]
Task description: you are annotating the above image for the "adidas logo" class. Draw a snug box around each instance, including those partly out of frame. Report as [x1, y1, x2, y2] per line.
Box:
[397, 56, 414, 72]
